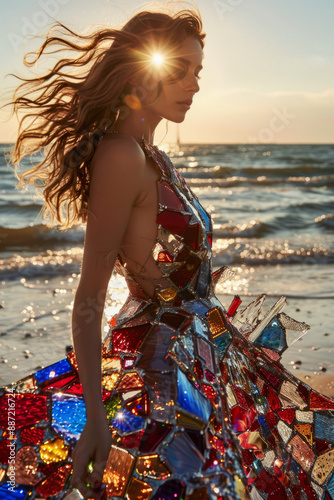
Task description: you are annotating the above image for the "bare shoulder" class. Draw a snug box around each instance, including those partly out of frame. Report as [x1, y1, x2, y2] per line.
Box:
[90, 134, 146, 182]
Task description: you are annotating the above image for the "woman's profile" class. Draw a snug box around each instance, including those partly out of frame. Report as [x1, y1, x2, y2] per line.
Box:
[2, 3, 334, 500]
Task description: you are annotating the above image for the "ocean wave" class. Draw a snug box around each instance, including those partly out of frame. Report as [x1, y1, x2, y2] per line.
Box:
[0, 224, 85, 251]
[184, 175, 334, 188]
[213, 220, 273, 239]
[315, 213, 334, 229]
[212, 243, 334, 267]
[178, 164, 334, 178]
[1, 239, 332, 281]
[0, 248, 83, 280]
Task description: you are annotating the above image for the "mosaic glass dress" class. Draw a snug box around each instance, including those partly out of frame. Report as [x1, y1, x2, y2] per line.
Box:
[1, 137, 334, 500]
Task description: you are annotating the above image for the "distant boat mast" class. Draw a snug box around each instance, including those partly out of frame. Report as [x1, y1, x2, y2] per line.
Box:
[176, 124, 181, 146]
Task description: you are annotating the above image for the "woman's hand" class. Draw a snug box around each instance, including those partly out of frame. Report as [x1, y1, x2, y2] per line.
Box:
[70, 410, 113, 499]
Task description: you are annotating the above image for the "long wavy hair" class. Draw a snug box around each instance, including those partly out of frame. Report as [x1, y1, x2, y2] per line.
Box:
[4, 2, 205, 229]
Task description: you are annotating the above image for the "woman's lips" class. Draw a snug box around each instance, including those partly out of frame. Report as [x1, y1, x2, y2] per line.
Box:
[176, 102, 191, 109]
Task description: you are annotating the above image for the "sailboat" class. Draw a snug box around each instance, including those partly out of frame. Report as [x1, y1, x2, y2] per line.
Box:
[176, 123, 181, 147]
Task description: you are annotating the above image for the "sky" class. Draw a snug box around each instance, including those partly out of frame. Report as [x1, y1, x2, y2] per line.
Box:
[0, 0, 333, 144]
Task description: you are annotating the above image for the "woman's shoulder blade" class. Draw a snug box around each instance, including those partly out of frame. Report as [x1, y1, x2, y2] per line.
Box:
[90, 134, 146, 181]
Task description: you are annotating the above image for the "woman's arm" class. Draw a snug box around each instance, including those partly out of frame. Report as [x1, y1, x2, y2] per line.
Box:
[70, 137, 146, 496]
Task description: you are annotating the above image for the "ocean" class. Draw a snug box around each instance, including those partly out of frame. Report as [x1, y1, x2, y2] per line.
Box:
[0, 142, 333, 386]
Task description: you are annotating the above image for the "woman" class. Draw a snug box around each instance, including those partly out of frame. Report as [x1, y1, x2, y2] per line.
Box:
[2, 4, 334, 500]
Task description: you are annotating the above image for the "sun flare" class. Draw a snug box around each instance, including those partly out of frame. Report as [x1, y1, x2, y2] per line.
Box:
[152, 53, 164, 66]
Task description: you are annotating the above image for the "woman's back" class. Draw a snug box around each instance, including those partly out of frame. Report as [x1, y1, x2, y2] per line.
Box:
[89, 133, 164, 299]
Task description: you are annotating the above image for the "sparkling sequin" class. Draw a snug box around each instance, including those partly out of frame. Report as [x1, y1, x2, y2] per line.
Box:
[127, 477, 153, 500]
[39, 437, 69, 464]
[136, 454, 171, 479]
[103, 445, 135, 497]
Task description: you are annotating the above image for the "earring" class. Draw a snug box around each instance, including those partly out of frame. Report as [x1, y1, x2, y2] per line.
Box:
[123, 93, 141, 110]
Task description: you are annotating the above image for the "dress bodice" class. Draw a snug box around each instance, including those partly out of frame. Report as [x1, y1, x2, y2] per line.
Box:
[114, 137, 215, 308]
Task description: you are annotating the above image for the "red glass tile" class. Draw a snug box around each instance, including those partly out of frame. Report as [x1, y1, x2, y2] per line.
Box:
[232, 386, 254, 410]
[220, 361, 229, 385]
[261, 348, 281, 361]
[209, 434, 225, 453]
[124, 393, 150, 417]
[39, 462, 59, 476]
[158, 180, 185, 211]
[63, 381, 110, 401]
[277, 409, 295, 425]
[112, 323, 151, 353]
[254, 468, 286, 495]
[20, 426, 45, 445]
[36, 464, 71, 497]
[43, 375, 77, 391]
[139, 421, 172, 453]
[298, 383, 310, 403]
[157, 210, 191, 237]
[117, 372, 145, 392]
[202, 384, 217, 404]
[121, 430, 145, 449]
[175, 247, 190, 263]
[158, 251, 173, 263]
[265, 410, 277, 430]
[160, 312, 188, 330]
[0, 439, 10, 464]
[250, 420, 260, 432]
[205, 370, 216, 383]
[298, 470, 317, 500]
[268, 386, 281, 411]
[122, 356, 136, 369]
[230, 405, 256, 432]
[182, 224, 202, 251]
[66, 350, 78, 372]
[258, 369, 280, 389]
[242, 449, 255, 467]
[244, 369, 257, 384]
[227, 296, 242, 317]
[207, 232, 213, 247]
[202, 448, 219, 471]
[0, 393, 47, 429]
[108, 316, 117, 328]
[310, 391, 334, 410]
[194, 359, 204, 380]
[314, 439, 330, 454]
[169, 254, 201, 289]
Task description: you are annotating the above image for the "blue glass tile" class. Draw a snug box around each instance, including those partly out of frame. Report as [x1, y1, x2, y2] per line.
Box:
[193, 198, 211, 232]
[258, 414, 271, 440]
[193, 316, 210, 337]
[0, 484, 30, 500]
[112, 409, 145, 434]
[254, 316, 287, 352]
[214, 330, 232, 359]
[177, 368, 212, 421]
[289, 458, 300, 476]
[35, 358, 73, 385]
[327, 473, 334, 499]
[161, 432, 204, 474]
[191, 300, 209, 317]
[314, 413, 334, 444]
[52, 393, 86, 439]
[196, 261, 211, 298]
[252, 459, 263, 474]
[151, 479, 186, 500]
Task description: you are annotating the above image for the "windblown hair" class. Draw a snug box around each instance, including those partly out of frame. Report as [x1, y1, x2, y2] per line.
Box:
[5, 3, 205, 229]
